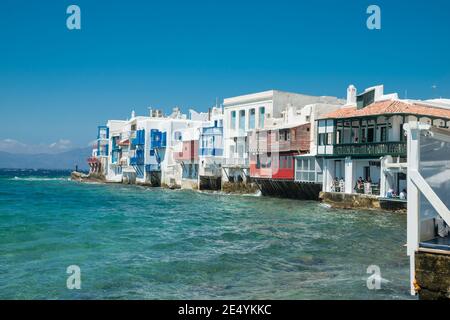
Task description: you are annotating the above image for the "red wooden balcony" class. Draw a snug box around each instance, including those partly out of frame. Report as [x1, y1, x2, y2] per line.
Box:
[269, 123, 310, 153]
[248, 123, 311, 154]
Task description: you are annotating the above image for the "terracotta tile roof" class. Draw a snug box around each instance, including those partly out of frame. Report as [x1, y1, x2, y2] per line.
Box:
[320, 100, 450, 120]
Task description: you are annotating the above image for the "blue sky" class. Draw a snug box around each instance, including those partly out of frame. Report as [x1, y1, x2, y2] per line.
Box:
[1, 0, 449, 152]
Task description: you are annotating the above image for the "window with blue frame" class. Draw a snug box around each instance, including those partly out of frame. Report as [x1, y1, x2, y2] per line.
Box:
[239, 110, 245, 131]
[259, 107, 265, 128]
[112, 136, 120, 150]
[174, 131, 182, 141]
[112, 150, 120, 164]
[97, 126, 109, 140]
[249, 108, 255, 129]
[231, 111, 236, 129]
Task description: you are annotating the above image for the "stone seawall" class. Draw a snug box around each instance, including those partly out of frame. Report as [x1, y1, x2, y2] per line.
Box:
[319, 191, 381, 210]
[415, 251, 450, 300]
[319, 192, 407, 212]
[221, 182, 259, 194]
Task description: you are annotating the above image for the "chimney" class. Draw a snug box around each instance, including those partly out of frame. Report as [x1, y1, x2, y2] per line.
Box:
[347, 85, 357, 105]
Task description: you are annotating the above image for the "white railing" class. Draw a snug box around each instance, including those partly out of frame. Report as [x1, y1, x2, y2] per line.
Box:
[223, 157, 249, 167]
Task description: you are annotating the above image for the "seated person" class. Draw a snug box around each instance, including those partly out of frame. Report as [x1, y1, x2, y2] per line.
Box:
[354, 177, 364, 194]
[399, 189, 407, 200]
[386, 188, 394, 198]
[339, 178, 345, 192]
[331, 177, 339, 192]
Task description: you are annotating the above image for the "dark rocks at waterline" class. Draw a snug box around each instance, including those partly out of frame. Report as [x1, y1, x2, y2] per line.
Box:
[221, 182, 259, 194]
[415, 251, 450, 300]
[71, 171, 105, 183]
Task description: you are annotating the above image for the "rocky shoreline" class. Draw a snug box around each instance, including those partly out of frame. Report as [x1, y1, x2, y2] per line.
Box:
[70, 171, 106, 183]
[70, 171, 261, 196]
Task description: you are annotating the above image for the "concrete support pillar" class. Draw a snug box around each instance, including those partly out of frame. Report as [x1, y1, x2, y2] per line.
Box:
[380, 171, 386, 198]
[380, 156, 390, 197]
[222, 167, 230, 183]
[322, 159, 328, 192]
[344, 157, 354, 194]
[406, 121, 421, 296]
[391, 116, 401, 141]
[243, 169, 249, 184]
[323, 159, 334, 192]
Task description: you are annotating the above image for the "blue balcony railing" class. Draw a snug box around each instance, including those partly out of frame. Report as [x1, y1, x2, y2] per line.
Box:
[130, 148, 145, 165]
[130, 157, 144, 165]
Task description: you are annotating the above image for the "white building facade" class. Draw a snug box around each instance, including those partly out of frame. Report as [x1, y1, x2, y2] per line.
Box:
[222, 90, 343, 185]
[317, 85, 450, 199]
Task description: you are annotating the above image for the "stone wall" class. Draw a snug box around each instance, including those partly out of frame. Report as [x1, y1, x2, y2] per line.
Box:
[222, 182, 259, 194]
[415, 251, 450, 300]
[180, 179, 198, 190]
[319, 191, 381, 210]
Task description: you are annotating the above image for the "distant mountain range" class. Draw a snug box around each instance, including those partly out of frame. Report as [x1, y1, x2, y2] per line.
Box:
[0, 147, 91, 171]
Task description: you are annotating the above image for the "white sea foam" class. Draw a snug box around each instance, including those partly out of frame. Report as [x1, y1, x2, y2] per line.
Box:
[11, 177, 69, 182]
[195, 189, 262, 197]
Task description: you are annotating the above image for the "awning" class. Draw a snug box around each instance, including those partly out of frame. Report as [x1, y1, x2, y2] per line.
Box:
[118, 139, 130, 146]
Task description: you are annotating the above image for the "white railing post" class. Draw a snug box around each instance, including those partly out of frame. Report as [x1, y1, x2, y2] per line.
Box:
[406, 121, 420, 296]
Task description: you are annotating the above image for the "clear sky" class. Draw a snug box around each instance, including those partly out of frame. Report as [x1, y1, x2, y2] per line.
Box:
[1, 0, 449, 152]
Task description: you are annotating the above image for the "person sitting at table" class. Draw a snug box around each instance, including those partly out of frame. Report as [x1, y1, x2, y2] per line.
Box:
[339, 177, 345, 193]
[386, 188, 394, 198]
[399, 189, 407, 200]
[354, 177, 364, 194]
[331, 177, 338, 192]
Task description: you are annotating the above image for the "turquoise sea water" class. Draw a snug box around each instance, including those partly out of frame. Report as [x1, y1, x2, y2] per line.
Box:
[0, 169, 413, 299]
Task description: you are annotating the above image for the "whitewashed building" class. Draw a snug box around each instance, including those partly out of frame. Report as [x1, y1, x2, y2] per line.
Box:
[317, 85, 450, 201]
[222, 90, 343, 187]
[93, 108, 211, 186]
[198, 106, 224, 190]
[172, 110, 215, 189]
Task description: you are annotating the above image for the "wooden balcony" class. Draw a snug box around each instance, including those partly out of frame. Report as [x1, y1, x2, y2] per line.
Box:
[248, 123, 310, 154]
[333, 141, 407, 157]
